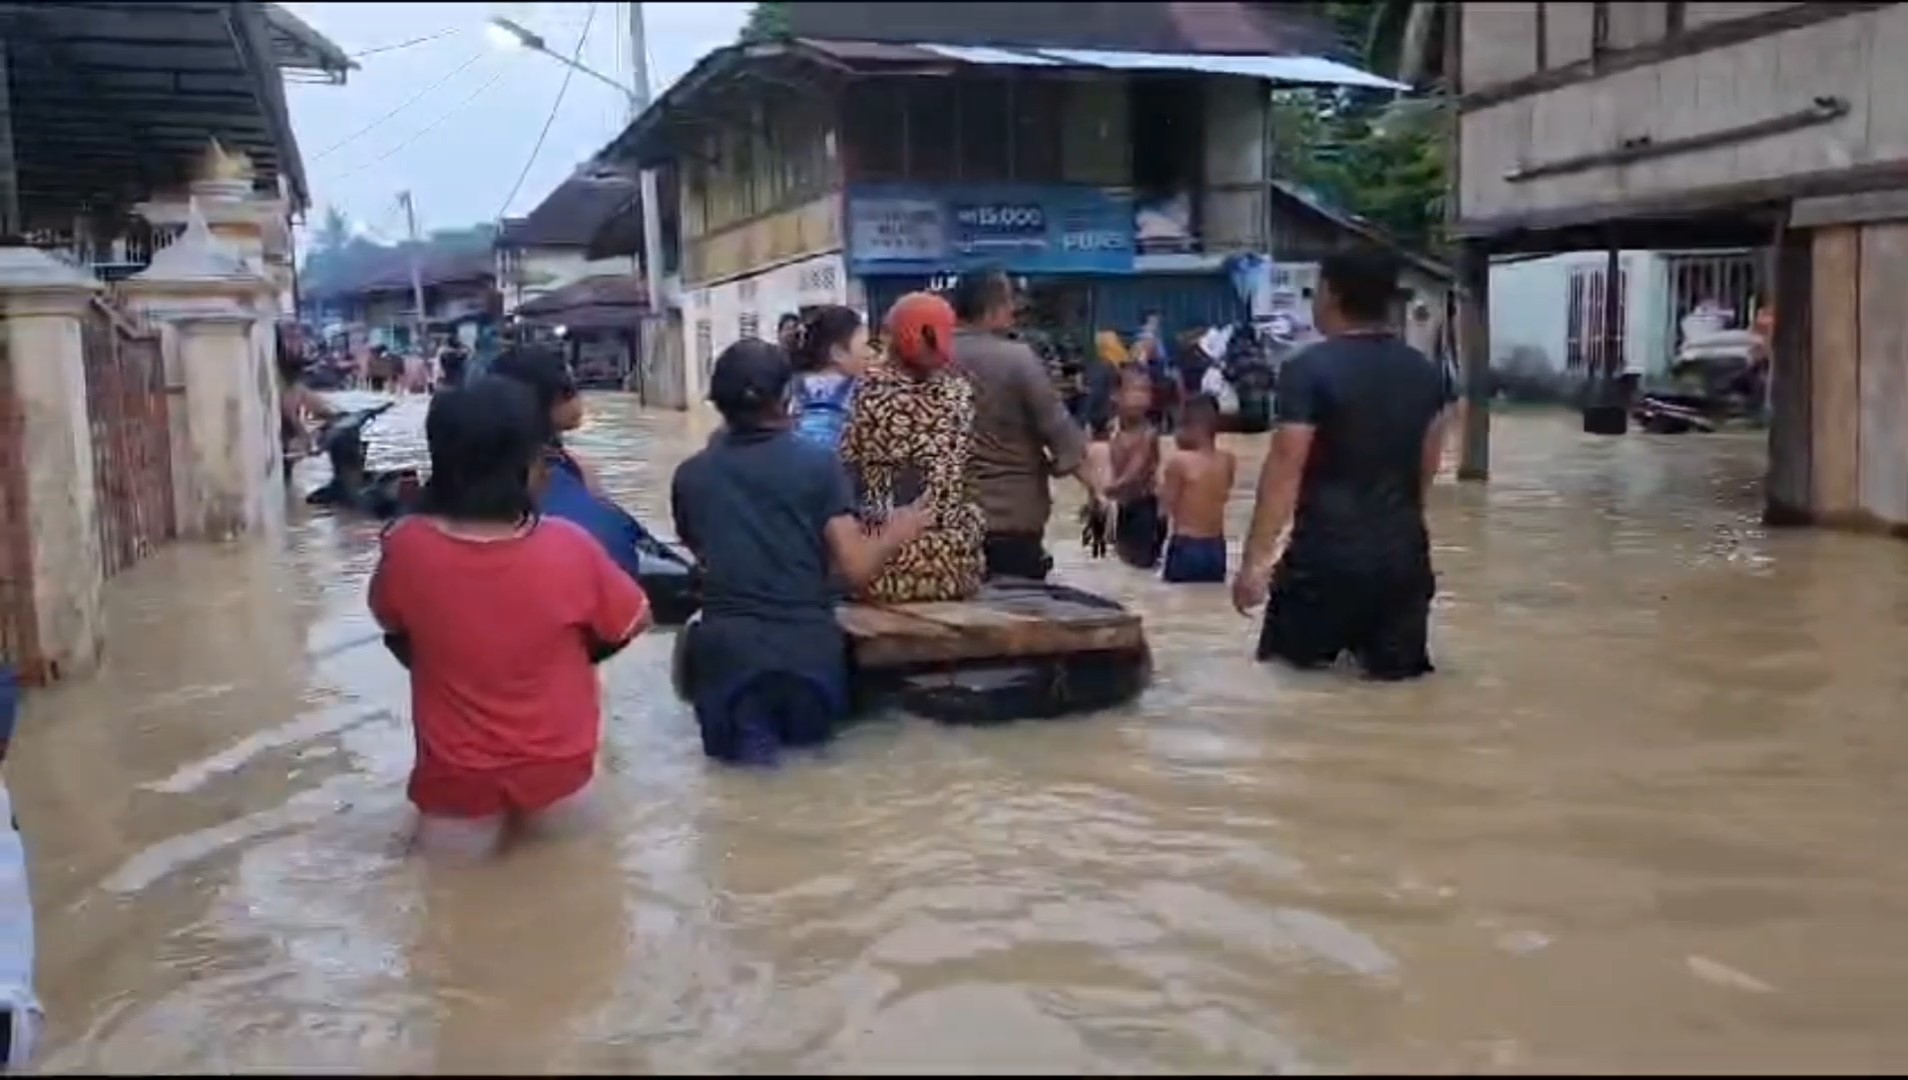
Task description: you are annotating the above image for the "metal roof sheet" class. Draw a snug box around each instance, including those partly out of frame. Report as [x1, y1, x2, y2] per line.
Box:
[1033, 48, 1406, 90]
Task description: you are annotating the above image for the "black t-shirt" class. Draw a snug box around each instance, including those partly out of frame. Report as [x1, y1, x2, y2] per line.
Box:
[671, 426, 859, 686]
[1274, 334, 1454, 574]
[671, 426, 855, 624]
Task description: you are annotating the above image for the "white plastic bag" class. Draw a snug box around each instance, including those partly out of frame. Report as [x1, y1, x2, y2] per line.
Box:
[0, 782, 39, 1071]
[1200, 365, 1240, 416]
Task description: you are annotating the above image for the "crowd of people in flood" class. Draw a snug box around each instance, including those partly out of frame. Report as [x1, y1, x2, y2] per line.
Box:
[348, 251, 1455, 861]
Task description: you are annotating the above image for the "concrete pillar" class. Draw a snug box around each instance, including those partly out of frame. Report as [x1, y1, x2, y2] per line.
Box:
[120, 201, 282, 542]
[0, 247, 105, 678]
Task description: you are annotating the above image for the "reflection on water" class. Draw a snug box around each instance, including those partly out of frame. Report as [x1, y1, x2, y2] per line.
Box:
[15, 399, 1908, 1073]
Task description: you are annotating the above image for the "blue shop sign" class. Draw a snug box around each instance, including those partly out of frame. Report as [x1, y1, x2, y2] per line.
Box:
[847, 184, 1134, 275]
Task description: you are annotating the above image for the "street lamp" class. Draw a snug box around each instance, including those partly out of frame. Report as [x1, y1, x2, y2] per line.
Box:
[486, 16, 638, 104]
[486, 10, 667, 400]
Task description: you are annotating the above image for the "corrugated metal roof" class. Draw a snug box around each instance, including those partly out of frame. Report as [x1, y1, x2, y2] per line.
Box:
[785, 2, 1344, 59]
[1034, 47, 1405, 90]
[910, 43, 1064, 66]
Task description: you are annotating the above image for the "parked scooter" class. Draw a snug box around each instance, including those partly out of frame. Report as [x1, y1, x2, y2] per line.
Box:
[1630, 328, 1765, 435]
[304, 403, 419, 518]
[303, 403, 702, 625]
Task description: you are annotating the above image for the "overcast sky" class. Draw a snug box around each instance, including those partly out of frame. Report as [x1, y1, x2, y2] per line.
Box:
[282, 2, 749, 242]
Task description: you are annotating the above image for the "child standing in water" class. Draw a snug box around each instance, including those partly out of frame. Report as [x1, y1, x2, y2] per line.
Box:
[370, 378, 651, 859]
[1160, 394, 1237, 584]
[1108, 366, 1165, 569]
[789, 305, 871, 452]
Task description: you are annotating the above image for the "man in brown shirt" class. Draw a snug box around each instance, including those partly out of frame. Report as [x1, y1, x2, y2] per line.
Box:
[948, 269, 1106, 580]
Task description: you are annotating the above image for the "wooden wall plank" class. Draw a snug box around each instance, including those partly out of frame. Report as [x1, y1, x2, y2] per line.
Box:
[1461, 3, 1543, 92]
[1545, 2, 1598, 67]
[1765, 224, 1813, 522]
[1811, 225, 1861, 514]
[1459, 4, 1889, 224]
[1855, 221, 1908, 524]
[1606, 3, 1671, 49]
[1685, 2, 1798, 30]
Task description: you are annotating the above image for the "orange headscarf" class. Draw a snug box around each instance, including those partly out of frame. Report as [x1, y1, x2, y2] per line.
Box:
[884, 291, 957, 376]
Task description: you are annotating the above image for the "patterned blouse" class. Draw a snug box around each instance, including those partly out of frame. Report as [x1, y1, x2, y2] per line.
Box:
[839, 362, 986, 605]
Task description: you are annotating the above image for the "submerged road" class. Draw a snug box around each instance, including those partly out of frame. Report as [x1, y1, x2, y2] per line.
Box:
[15, 400, 1908, 1073]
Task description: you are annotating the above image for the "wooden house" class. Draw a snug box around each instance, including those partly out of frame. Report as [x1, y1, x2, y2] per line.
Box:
[593, 1, 1433, 412]
[1451, 1, 1908, 535]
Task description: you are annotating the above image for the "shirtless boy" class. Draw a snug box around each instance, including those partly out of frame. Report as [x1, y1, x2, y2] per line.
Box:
[1160, 394, 1237, 583]
[1106, 367, 1165, 569]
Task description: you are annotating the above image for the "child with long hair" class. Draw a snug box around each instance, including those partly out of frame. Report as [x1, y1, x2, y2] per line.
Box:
[788, 304, 872, 452]
[370, 378, 651, 858]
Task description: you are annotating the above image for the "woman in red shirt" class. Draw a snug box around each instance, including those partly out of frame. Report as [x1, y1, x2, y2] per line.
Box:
[370, 378, 650, 859]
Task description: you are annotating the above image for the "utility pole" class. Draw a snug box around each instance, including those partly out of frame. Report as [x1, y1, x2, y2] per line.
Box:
[629, 1, 667, 399]
[398, 190, 428, 354]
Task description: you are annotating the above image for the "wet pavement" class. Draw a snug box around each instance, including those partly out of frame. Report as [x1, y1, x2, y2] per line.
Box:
[14, 398, 1908, 1073]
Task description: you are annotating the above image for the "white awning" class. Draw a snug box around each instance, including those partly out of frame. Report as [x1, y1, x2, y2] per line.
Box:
[1034, 47, 1406, 91]
[911, 43, 1064, 67]
[905, 42, 1403, 90]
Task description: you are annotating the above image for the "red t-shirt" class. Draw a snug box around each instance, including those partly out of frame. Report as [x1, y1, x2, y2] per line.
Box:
[369, 516, 649, 771]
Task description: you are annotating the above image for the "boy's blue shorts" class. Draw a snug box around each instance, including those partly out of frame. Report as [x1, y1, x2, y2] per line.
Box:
[1161, 535, 1228, 584]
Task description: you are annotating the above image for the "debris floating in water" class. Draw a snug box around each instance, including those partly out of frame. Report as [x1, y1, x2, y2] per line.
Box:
[1687, 955, 1775, 993]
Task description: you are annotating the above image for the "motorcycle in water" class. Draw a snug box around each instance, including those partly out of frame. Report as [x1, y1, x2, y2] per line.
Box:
[303, 404, 702, 625]
[1630, 328, 1766, 435]
[304, 403, 420, 518]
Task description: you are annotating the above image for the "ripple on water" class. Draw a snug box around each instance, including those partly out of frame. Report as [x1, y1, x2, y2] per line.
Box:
[17, 404, 1908, 1073]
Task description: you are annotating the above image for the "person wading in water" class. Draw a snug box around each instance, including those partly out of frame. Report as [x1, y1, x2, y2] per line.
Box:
[670, 339, 927, 766]
[949, 268, 1109, 580]
[1231, 253, 1455, 680]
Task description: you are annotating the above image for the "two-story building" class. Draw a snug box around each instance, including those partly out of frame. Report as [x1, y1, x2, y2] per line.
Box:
[595, 1, 1428, 409]
[301, 242, 499, 354]
[495, 170, 643, 315]
[1451, 1, 1908, 535]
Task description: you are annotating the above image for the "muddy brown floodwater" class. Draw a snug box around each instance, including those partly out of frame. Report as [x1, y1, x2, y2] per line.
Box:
[13, 398, 1908, 1073]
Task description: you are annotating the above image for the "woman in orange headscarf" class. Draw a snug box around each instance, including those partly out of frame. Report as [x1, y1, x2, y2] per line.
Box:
[839, 292, 986, 604]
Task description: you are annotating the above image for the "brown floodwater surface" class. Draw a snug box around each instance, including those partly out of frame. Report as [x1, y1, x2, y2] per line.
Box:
[14, 400, 1908, 1073]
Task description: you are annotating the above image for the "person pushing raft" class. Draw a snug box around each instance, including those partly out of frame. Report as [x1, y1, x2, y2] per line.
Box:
[670, 338, 927, 767]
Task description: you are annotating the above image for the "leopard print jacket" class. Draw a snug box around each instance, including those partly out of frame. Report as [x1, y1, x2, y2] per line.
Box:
[840, 363, 986, 605]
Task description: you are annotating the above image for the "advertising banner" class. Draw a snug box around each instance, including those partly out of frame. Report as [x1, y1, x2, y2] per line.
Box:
[847, 184, 1134, 276]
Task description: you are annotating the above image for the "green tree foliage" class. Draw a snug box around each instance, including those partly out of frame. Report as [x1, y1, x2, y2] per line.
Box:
[739, 2, 790, 43]
[1273, 1, 1452, 254]
[314, 206, 352, 253]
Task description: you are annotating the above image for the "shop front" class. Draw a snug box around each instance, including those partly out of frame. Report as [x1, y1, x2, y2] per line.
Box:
[846, 182, 1243, 352]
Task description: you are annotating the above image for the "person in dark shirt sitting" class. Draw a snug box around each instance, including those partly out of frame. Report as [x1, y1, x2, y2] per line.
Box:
[1231, 252, 1456, 680]
[671, 339, 928, 766]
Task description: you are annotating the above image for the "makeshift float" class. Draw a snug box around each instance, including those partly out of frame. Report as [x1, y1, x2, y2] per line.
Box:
[841, 580, 1152, 724]
[300, 402, 701, 625]
[674, 580, 1152, 726]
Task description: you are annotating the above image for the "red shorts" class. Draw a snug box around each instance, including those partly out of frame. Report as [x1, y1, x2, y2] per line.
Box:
[408, 753, 595, 819]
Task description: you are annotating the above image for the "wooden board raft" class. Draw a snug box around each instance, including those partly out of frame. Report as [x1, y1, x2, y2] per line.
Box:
[838, 582, 1146, 670]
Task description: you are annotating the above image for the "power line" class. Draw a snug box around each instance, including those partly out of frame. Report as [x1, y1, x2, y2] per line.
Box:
[348, 27, 462, 60]
[324, 62, 515, 185]
[313, 50, 486, 161]
[494, 2, 597, 221]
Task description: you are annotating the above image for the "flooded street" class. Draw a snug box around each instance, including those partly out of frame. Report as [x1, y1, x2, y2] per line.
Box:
[14, 398, 1908, 1073]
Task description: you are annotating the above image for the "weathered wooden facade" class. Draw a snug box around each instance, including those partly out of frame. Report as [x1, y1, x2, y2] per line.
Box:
[597, 3, 1429, 411]
[1451, 1, 1908, 534]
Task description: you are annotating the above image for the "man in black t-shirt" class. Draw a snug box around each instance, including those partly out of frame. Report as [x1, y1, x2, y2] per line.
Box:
[1231, 254, 1456, 680]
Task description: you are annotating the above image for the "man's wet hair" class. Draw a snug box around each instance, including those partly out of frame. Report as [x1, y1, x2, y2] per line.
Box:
[418, 376, 545, 524]
[1180, 392, 1221, 433]
[1320, 251, 1402, 324]
[949, 267, 1014, 323]
[708, 337, 794, 429]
